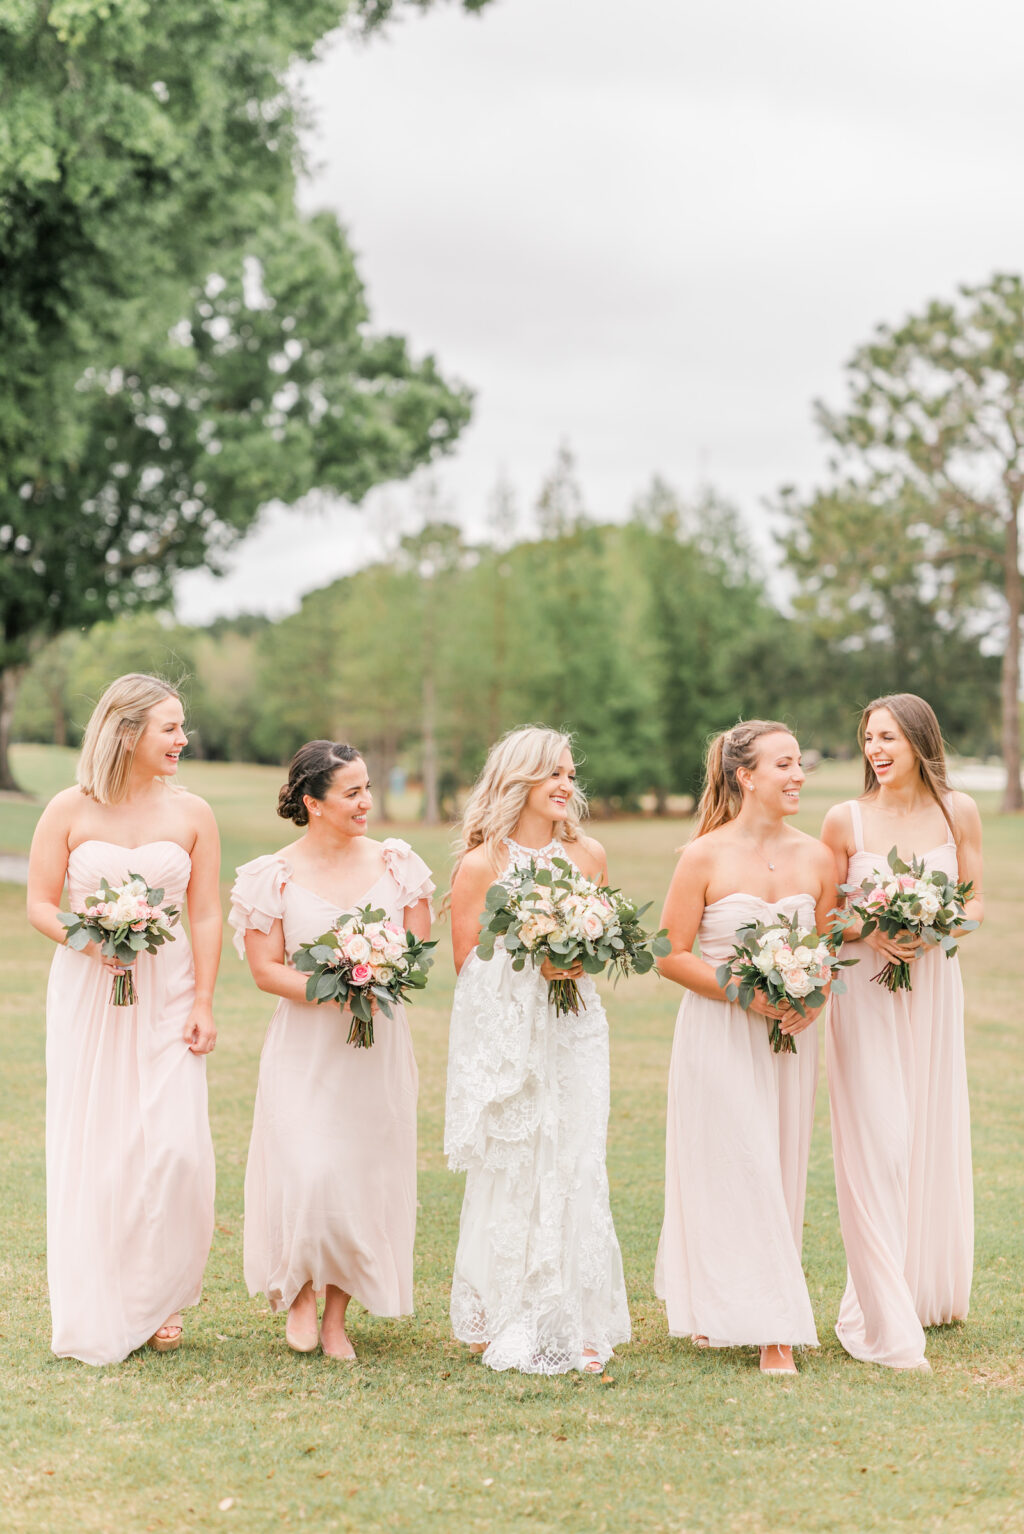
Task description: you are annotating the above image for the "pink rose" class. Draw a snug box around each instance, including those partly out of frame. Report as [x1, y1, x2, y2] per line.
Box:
[865, 887, 888, 910]
[899, 875, 917, 891]
[350, 963, 372, 986]
[130, 921, 147, 931]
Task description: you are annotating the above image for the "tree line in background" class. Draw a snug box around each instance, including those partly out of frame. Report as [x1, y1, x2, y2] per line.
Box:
[12, 452, 1001, 819]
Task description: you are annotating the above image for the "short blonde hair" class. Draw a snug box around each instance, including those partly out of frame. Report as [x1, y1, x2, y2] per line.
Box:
[452, 725, 586, 880]
[77, 673, 181, 805]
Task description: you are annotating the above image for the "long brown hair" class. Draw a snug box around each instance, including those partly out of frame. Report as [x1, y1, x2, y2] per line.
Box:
[693, 720, 794, 837]
[858, 693, 955, 832]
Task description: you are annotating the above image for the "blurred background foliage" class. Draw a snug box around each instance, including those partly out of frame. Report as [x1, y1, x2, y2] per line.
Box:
[11, 453, 1002, 815]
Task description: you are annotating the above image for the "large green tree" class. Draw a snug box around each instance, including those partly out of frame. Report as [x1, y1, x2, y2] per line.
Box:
[779, 274, 1024, 809]
[0, 0, 491, 787]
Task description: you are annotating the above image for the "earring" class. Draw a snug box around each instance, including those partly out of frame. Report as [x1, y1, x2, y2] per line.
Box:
[314, 809, 322, 817]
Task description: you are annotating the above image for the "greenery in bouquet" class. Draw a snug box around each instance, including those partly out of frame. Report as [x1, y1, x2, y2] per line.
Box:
[835, 846, 977, 991]
[476, 855, 670, 1016]
[59, 874, 180, 1006]
[715, 910, 854, 1054]
[292, 904, 437, 1048]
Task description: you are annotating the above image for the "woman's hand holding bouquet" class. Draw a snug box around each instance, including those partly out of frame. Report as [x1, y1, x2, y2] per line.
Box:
[476, 855, 670, 1016]
[835, 847, 977, 992]
[292, 905, 437, 1048]
[715, 911, 855, 1054]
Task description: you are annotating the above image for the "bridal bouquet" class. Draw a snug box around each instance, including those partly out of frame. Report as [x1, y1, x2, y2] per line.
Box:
[292, 905, 437, 1048]
[59, 874, 180, 1006]
[836, 847, 977, 992]
[476, 854, 670, 1016]
[715, 911, 853, 1054]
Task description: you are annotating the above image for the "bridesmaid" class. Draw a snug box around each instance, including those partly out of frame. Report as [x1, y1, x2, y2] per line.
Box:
[655, 720, 837, 1375]
[27, 674, 218, 1364]
[230, 741, 433, 1359]
[822, 693, 983, 1371]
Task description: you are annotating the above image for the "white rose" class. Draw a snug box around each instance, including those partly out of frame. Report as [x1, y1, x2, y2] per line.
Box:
[581, 911, 605, 941]
[343, 934, 371, 963]
[782, 967, 815, 998]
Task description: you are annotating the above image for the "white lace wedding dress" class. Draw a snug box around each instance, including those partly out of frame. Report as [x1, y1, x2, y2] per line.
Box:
[445, 837, 631, 1373]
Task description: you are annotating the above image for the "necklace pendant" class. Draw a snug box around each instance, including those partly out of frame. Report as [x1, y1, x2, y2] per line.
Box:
[768, 862, 775, 871]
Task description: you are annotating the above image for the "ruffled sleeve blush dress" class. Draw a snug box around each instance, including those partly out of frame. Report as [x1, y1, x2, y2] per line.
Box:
[230, 839, 434, 1318]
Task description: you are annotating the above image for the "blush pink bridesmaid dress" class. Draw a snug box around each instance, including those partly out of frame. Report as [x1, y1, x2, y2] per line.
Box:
[827, 800, 973, 1369]
[655, 893, 819, 1350]
[229, 839, 433, 1319]
[46, 840, 216, 1365]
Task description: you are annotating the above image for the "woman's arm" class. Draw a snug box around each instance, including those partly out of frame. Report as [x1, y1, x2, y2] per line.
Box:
[656, 846, 730, 1001]
[26, 792, 75, 946]
[244, 921, 312, 1005]
[183, 800, 221, 1055]
[403, 897, 433, 943]
[450, 851, 498, 974]
[953, 791, 984, 929]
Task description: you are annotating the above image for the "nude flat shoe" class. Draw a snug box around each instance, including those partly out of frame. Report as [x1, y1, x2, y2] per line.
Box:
[285, 1310, 320, 1354]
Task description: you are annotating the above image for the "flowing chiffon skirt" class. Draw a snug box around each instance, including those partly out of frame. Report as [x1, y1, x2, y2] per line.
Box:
[827, 822, 973, 1368]
[655, 894, 819, 1349]
[46, 841, 215, 1365]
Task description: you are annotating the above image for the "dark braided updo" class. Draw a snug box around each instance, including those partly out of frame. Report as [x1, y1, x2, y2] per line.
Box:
[277, 740, 363, 825]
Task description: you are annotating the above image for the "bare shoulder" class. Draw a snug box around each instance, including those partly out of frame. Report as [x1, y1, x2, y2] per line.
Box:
[38, 784, 85, 830]
[670, 832, 716, 882]
[455, 844, 502, 886]
[179, 790, 219, 836]
[950, 790, 982, 837]
[571, 832, 606, 876]
[821, 800, 854, 845]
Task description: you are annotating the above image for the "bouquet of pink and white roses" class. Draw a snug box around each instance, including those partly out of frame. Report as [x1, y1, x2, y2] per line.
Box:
[715, 911, 854, 1054]
[59, 874, 180, 1006]
[476, 854, 670, 1016]
[835, 847, 977, 992]
[292, 905, 437, 1048]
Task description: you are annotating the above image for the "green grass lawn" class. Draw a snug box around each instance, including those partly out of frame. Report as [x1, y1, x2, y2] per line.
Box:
[1, 748, 1021, 1533]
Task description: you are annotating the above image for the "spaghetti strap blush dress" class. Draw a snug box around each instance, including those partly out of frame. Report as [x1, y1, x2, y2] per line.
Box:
[46, 840, 216, 1365]
[827, 800, 973, 1369]
[229, 839, 434, 1318]
[655, 893, 819, 1350]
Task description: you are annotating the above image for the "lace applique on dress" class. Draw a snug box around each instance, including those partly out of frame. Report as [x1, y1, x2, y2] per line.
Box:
[444, 835, 630, 1373]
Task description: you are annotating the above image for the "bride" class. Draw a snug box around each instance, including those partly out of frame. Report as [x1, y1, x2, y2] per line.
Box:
[444, 726, 631, 1375]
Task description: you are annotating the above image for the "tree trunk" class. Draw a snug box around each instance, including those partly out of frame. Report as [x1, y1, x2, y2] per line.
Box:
[0, 665, 27, 792]
[1000, 509, 1023, 811]
[421, 671, 439, 825]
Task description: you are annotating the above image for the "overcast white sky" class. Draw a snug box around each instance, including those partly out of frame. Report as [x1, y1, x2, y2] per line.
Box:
[176, 0, 1024, 623]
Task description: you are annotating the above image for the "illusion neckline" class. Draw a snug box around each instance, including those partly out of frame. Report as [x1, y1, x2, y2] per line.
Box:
[68, 837, 193, 863]
[504, 836, 563, 857]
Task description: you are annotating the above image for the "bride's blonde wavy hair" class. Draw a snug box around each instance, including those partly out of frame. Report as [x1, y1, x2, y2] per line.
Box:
[451, 725, 586, 883]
